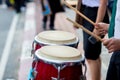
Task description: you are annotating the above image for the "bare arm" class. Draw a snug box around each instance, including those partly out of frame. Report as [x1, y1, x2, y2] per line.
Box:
[93, 0, 108, 36]
[96, 0, 108, 23]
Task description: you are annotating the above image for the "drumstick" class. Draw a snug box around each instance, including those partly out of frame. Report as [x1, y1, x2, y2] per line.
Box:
[67, 18, 102, 42]
[63, 1, 95, 26]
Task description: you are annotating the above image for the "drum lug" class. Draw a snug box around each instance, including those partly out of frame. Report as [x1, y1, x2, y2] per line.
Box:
[28, 68, 37, 80]
[53, 64, 66, 70]
[80, 60, 87, 80]
[80, 76, 86, 80]
[29, 78, 34, 80]
[52, 64, 66, 80]
[51, 77, 64, 80]
[32, 69, 37, 79]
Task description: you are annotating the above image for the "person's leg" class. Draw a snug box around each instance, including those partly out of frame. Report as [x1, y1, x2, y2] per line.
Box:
[42, 16, 47, 30]
[83, 25, 102, 80]
[83, 32, 101, 80]
[82, 5, 102, 80]
[86, 58, 101, 80]
[21, 0, 26, 7]
[49, 13, 56, 30]
[14, 0, 21, 13]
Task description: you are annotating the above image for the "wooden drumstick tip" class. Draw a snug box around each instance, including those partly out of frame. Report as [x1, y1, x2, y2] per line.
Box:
[73, 25, 79, 28]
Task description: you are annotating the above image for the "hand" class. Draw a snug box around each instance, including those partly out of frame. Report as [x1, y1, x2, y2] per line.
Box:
[93, 29, 104, 36]
[94, 23, 109, 35]
[102, 38, 120, 53]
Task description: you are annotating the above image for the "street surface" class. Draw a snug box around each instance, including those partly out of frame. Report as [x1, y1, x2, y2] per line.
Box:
[0, 3, 26, 79]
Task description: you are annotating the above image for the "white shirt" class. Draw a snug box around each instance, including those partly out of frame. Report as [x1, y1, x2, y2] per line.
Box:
[82, 0, 100, 7]
[114, 0, 120, 39]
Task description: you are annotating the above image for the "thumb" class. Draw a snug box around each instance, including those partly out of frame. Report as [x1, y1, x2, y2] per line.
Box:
[94, 23, 100, 29]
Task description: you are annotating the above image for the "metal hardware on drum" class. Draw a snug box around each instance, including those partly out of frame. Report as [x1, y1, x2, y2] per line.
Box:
[53, 64, 67, 71]
[31, 54, 86, 80]
[51, 77, 64, 80]
[30, 45, 87, 80]
[52, 64, 66, 80]
[80, 63, 87, 80]
[51, 63, 87, 80]
[31, 41, 35, 56]
[57, 66, 61, 80]
[32, 70, 37, 79]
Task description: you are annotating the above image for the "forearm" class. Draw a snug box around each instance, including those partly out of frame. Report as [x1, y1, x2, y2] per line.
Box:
[96, 0, 108, 23]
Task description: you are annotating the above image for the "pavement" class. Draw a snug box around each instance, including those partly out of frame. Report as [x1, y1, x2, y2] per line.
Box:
[18, 1, 112, 80]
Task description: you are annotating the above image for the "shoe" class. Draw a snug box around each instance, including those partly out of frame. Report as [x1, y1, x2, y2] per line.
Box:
[50, 27, 55, 30]
[50, 25, 55, 30]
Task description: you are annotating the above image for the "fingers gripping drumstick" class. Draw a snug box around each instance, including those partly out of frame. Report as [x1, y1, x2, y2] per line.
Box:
[67, 18, 102, 42]
[63, 1, 95, 26]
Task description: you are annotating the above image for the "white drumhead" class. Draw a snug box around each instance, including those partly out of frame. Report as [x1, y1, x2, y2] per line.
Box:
[36, 46, 82, 61]
[36, 30, 77, 44]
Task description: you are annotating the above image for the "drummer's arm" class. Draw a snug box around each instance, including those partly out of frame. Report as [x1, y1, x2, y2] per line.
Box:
[96, 0, 108, 23]
[93, 0, 108, 36]
[89, 0, 108, 44]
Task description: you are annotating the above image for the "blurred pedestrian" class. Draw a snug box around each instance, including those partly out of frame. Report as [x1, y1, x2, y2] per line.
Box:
[40, 0, 65, 30]
[14, 0, 22, 13]
[14, 0, 26, 13]
[5, 0, 11, 7]
[75, 0, 109, 80]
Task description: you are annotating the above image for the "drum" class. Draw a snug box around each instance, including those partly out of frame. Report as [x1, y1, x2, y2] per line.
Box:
[31, 46, 84, 80]
[31, 30, 79, 55]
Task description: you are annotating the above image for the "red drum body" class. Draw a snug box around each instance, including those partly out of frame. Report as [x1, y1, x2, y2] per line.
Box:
[31, 31, 79, 55]
[32, 60, 82, 80]
[32, 46, 84, 80]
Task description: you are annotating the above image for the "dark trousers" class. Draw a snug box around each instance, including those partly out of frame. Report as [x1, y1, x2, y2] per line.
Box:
[106, 51, 120, 80]
[81, 4, 109, 60]
[0, 0, 2, 4]
[43, 13, 56, 29]
[14, 0, 22, 13]
[14, 0, 26, 13]
[108, 0, 114, 13]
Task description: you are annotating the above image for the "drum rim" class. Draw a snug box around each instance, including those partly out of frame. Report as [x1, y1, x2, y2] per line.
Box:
[38, 30, 76, 41]
[34, 35, 79, 45]
[35, 49, 85, 64]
